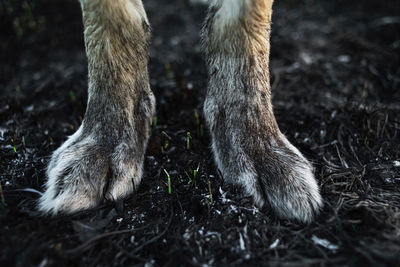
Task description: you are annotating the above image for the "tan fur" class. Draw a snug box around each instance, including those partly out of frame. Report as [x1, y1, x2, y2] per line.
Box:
[81, 0, 150, 80]
[40, 0, 321, 222]
[39, 0, 155, 215]
[202, 0, 322, 223]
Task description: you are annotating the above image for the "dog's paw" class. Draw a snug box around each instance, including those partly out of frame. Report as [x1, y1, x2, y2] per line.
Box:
[38, 125, 144, 215]
[212, 130, 322, 223]
[254, 135, 323, 223]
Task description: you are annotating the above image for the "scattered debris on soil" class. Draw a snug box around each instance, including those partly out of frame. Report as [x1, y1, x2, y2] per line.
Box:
[1, 0, 399, 266]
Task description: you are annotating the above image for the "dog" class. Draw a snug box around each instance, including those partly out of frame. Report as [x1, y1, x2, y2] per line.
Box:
[38, 0, 322, 223]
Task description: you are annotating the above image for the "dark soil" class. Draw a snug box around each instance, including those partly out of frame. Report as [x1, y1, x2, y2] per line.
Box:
[1, 0, 399, 266]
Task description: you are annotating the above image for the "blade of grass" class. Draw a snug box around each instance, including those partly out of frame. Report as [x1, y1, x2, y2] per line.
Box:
[163, 169, 171, 194]
[208, 180, 213, 204]
[191, 163, 200, 187]
[186, 131, 191, 150]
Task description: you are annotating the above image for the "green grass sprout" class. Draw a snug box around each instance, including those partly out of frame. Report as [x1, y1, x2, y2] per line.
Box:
[361, 81, 368, 101]
[185, 171, 192, 185]
[69, 90, 76, 101]
[22, 1, 36, 28]
[163, 169, 172, 194]
[186, 131, 191, 150]
[11, 138, 17, 153]
[165, 63, 173, 79]
[194, 111, 200, 126]
[150, 116, 157, 136]
[193, 163, 200, 186]
[193, 168, 198, 181]
[208, 180, 213, 204]
[153, 116, 158, 128]
[22, 135, 26, 149]
[161, 139, 169, 153]
[161, 131, 171, 153]
[188, 163, 200, 187]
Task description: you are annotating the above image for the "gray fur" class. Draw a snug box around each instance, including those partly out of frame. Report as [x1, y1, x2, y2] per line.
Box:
[201, 0, 322, 223]
[39, 0, 322, 223]
[38, 0, 155, 215]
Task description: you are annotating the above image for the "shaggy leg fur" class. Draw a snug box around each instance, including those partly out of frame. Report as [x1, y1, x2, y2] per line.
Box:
[38, 0, 155, 215]
[202, 0, 322, 223]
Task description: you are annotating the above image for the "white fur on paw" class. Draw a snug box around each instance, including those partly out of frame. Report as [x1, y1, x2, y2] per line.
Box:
[265, 134, 323, 223]
[212, 133, 323, 224]
[105, 142, 142, 201]
[38, 127, 143, 215]
[39, 129, 107, 215]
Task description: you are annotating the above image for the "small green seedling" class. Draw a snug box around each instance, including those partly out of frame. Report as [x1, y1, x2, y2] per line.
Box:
[161, 140, 169, 153]
[149, 116, 157, 136]
[185, 171, 191, 184]
[11, 138, 16, 153]
[9, 0, 38, 39]
[208, 180, 214, 204]
[186, 131, 191, 150]
[194, 112, 204, 137]
[165, 63, 173, 80]
[163, 169, 172, 194]
[69, 90, 76, 101]
[193, 168, 198, 182]
[22, 1, 36, 28]
[161, 131, 171, 153]
[153, 116, 158, 128]
[194, 112, 200, 126]
[22, 135, 26, 149]
[193, 163, 199, 185]
[194, 111, 200, 135]
[188, 163, 200, 187]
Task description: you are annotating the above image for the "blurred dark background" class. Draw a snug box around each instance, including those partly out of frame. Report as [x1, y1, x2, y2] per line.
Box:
[1, 0, 399, 102]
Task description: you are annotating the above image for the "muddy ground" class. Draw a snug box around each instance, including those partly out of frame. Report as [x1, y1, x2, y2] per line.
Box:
[0, 0, 399, 266]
